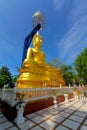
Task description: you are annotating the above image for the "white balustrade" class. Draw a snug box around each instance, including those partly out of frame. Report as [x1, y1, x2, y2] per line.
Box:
[0, 86, 84, 125]
[0, 86, 77, 106]
[0, 88, 16, 106]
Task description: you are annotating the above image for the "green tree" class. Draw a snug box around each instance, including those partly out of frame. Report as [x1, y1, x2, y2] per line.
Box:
[0, 75, 5, 88]
[48, 58, 63, 68]
[13, 66, 20, 82]
[74, 48, 87, 84]
[60, 65, 75, 86]
[0, 66, 14, 88]
[47, 58, 77, 86]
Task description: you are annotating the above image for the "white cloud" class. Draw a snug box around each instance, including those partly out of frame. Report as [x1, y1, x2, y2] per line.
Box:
[58, 15, 87, 61]
[69, 0, 87, 23]
[56, 0, 87, 64]
[71, 54, 77, 58]
[53, 0, 65, 11]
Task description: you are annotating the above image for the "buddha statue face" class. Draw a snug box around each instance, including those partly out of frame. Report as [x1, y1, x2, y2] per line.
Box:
[32, 34, 43, 48]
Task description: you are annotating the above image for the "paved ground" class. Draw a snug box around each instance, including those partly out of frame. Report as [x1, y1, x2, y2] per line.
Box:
[0, 98, 87, 130]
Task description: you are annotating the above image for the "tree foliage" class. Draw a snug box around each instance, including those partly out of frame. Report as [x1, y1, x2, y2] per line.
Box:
[0, 66, 14, 88]
[48, 58, 63, 68]
[47, 58, 76, 86]
[74, 48, 87, 84]
[60, 65, 75, 86]
[13, 66, 20, 82]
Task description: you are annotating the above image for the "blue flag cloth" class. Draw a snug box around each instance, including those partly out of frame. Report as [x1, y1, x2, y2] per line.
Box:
[21, 24, 41, 66]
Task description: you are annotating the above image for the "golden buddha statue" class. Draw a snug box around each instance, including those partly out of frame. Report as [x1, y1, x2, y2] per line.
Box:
[16, 33, 65, 88]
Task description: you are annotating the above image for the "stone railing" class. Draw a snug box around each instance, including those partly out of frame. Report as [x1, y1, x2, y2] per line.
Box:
[0, 88, 16, 106]
[0, 86, 83, 124]
[0, 86, 75, 106]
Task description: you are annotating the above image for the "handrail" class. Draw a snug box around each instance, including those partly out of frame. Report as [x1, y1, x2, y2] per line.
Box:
[0, 86, 80, 107]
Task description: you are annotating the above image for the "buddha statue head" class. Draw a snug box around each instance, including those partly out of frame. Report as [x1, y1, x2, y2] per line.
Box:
[32, 33, 43, 48]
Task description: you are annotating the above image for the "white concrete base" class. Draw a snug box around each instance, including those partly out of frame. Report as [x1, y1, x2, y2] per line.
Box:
[53, 96, 58, 108]
[15, 107, 25, 124]
[64, 94, 69, 102]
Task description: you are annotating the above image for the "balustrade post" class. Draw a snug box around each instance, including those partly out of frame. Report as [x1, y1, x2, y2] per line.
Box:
[60, 84, 62, 88]
[2, 87, 5, 101]
[26, 91, 28, 101]
[37, 88, 40, 98]
[12, 87, 16, 107]
[45, 88, 48, 99]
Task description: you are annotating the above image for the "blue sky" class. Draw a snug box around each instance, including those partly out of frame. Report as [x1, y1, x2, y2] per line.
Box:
[0, 0, 87, 75]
